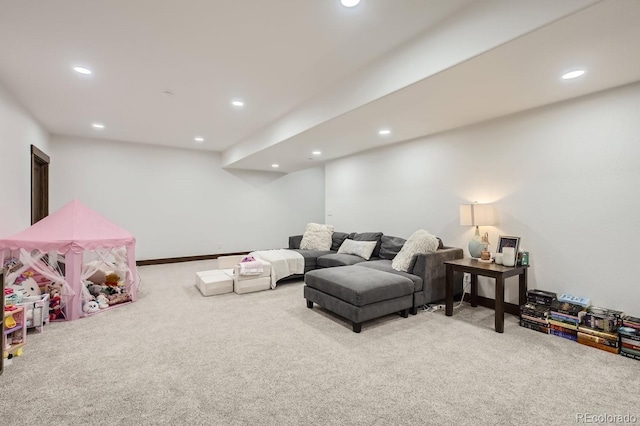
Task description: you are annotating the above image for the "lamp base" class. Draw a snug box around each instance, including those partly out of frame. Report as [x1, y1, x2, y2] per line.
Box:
[468, 239, 483, 258]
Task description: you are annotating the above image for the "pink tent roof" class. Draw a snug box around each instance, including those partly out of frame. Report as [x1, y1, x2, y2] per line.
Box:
[0, 199, 135, 254]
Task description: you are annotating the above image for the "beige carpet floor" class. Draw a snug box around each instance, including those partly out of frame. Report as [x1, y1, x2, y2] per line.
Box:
[1, 259, 639, 425]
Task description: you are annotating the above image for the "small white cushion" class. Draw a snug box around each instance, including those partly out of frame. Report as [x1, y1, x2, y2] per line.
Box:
[195, 269, 227, 285]
[391, 229, 439, 272]
[299, 223, 334, 251]
[337, 239, 377, 260]
[196, 273, 233, 296]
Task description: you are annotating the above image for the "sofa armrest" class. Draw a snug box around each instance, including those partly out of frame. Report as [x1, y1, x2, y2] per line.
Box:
[410, 246, 464, 304]
[289, 235, 303, 249]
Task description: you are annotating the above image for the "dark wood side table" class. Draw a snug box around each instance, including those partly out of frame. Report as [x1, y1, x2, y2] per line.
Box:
[444, 258, 529, 333]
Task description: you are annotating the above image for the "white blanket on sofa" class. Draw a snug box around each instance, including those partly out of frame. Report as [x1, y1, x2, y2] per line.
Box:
[249, 249, 304, 289]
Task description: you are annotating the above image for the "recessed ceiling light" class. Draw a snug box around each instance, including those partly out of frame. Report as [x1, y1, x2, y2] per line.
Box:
[562, 70, 585, 80]
[231, 99, 245, 108]
[312, 151, 322, 155]
[92, 123, 104, 129]
[341, 0, 360, 7]
[73, 66, 92, 75]
[194, 137, 204, 143]
[271, 164, 279, 168]
[378, 129, 391, 135]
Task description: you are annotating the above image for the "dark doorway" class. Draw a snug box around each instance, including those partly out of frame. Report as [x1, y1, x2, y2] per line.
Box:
[31, 145, 50, 224]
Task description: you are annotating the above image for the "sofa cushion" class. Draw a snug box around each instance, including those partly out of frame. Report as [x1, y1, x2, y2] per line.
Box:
[317, 253, 367, 268]
[392, 229, 439, 272]
[330, 232, 350, 251]
[355, 259, 423, 292]
[337, 239, 377, 260]
[349, 232, 384, 258]
[379, 235, 406, 260]
[288, 248, 334, 271]
[289, 235, 303, 249]
[300, 223, 334, 251]
[304, 266, 413, 306]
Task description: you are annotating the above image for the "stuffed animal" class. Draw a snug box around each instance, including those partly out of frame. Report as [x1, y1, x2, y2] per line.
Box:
[85, 280, 104, 297]
[96, 294, 109, 309]
[46, 281, 64, 298]
[107, 293, 131, 305]
[105, 273, 120, 287]
[14, 270, 35, 285]
[47, 282, 65, 320]
[82, 300, 100, 314]
[11, 277, 42, 301]
[49, 294, 63, 320]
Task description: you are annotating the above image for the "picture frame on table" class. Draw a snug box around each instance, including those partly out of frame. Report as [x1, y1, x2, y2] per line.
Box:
[497, 236, 520, 254]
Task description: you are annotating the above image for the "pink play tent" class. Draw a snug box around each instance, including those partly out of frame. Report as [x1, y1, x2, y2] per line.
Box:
[0, 199, 139, 320]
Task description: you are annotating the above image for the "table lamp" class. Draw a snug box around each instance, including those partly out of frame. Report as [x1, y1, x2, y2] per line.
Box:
[460, 202, 496, 258]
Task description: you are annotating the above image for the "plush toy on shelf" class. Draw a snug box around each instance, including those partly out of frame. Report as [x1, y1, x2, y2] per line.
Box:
[96, 294, 109, 309]
[82, 300, 99, 314]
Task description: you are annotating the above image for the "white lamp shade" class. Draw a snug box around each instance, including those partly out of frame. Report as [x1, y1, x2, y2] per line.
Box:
[459, 203, 495, 226]
[459, 205, 473, 226]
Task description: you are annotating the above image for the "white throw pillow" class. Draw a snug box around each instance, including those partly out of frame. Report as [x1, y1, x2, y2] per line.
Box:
[391, 229, 439, 272]
[337, 239, 377, 260]
[299, 223, 334, 251]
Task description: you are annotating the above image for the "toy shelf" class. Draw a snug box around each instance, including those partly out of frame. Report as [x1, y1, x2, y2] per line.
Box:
[3, 324, 23, 335]
[3, 306, 27, 359]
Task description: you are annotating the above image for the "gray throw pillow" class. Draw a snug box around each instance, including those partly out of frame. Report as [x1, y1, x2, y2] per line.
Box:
[379, 235, 406, 260]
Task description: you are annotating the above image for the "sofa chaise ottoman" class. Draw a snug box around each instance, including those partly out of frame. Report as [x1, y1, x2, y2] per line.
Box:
[304, 265, 414, 333]
[289, 232, 464, 312]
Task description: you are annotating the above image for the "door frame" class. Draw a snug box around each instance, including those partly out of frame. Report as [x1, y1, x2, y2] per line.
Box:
[31, 145, 50, 224]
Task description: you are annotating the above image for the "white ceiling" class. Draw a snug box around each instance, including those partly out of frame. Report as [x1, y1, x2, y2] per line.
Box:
[2, 0, 639, 173]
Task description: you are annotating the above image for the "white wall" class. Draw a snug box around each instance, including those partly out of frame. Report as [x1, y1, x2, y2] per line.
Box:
[325, 82, 640, 313]
[49, 136, 325, 260]
[0, 82, 50, 237]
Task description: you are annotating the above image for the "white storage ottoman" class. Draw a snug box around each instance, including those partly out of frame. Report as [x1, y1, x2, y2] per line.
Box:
[234, 276, 271, 294]
[195, 270, 233, 296]
[233, 260, 272, 294]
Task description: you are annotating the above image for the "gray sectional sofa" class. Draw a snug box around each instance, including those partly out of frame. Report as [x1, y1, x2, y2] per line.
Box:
[288, 231, 464, 332]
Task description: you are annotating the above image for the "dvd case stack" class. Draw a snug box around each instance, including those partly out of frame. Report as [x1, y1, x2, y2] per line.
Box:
[622, 315, 640, 332]
[519, 289, 556, 334]
[548, 294, 590, 341]
[619, 315, 640, 361]
[577, 306, 623, 354]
